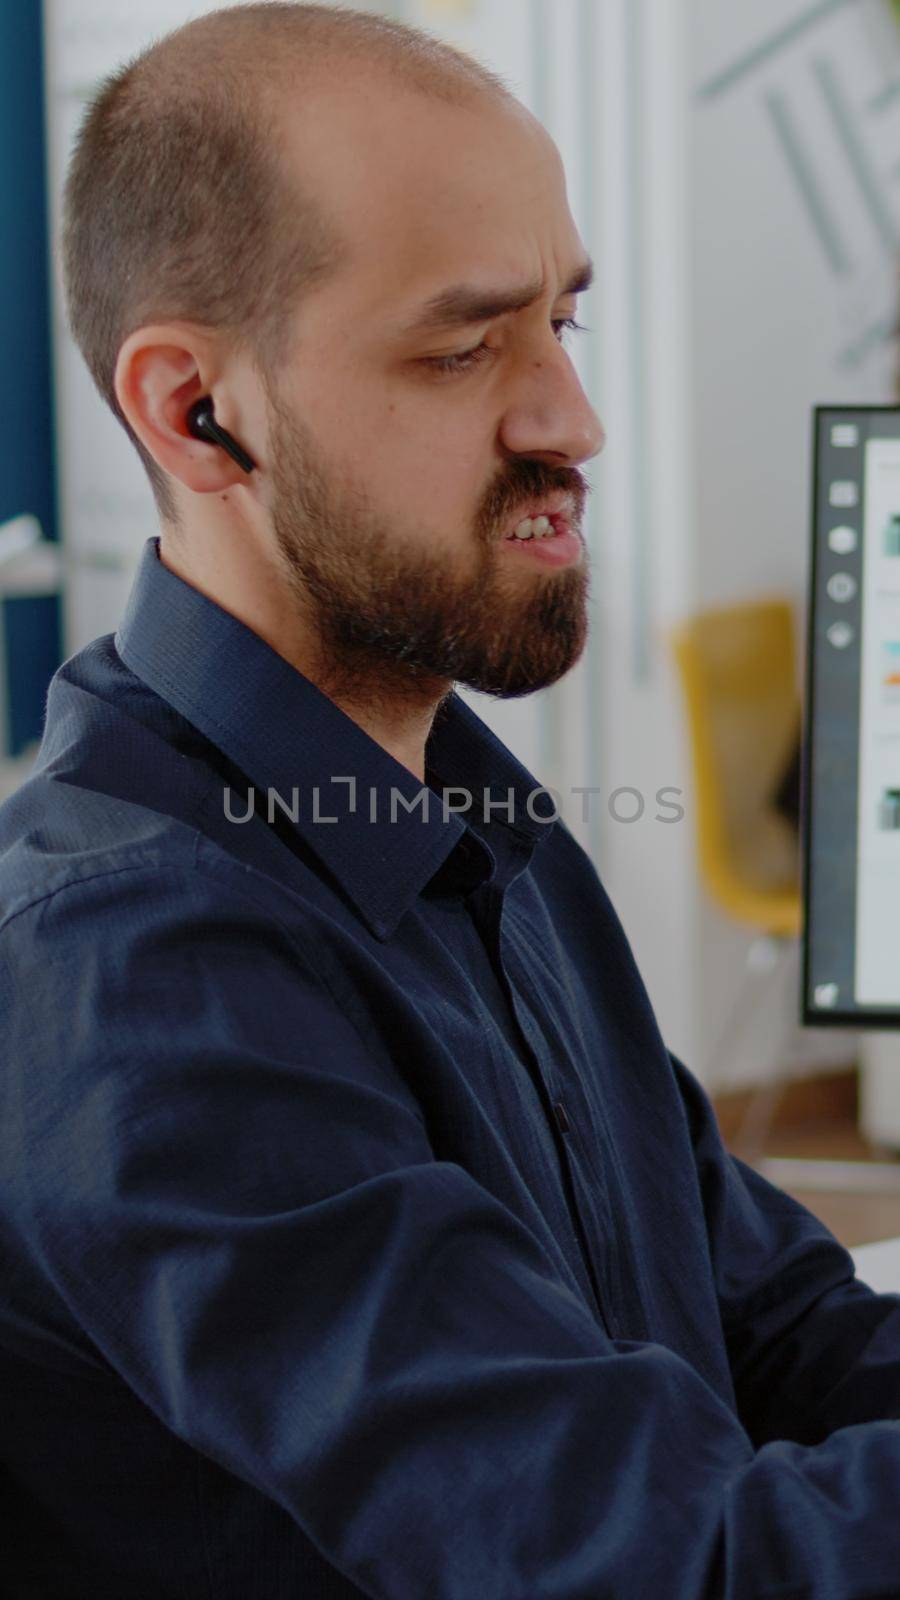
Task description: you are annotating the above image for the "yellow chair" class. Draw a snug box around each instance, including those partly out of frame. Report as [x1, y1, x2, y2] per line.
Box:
[671, 599, 802, 941]
[672, 599, 803, 1159]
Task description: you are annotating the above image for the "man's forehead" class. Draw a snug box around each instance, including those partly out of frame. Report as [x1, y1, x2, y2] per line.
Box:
[284, 88, 587, 335]
[393, 257, 595, 337]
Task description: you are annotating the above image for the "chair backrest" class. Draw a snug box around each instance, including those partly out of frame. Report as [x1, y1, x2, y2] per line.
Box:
[671, 599, 801, 934]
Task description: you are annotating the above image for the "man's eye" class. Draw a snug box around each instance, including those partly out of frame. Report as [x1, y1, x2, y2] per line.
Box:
[423, 317, 588, 377]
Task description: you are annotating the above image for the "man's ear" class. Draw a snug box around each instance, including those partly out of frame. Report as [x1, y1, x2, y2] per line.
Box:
[114, 325, 256, 494]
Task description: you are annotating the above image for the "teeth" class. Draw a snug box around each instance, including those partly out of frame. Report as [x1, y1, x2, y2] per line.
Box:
[510, 514, 557, 541]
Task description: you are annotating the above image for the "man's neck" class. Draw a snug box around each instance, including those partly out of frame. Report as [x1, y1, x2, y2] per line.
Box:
[158, 531, 448, 784]
[309, 676, 446, 784]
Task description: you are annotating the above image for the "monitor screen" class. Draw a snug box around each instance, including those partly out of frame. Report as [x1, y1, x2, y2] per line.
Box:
[804, 405, 900, 1027]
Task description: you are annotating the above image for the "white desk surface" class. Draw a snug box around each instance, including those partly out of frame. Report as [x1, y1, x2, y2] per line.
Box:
[850, 1236, 900, 1295]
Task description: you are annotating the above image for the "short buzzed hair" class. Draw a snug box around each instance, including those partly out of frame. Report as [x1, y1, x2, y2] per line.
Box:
[61, 3, 514, 529]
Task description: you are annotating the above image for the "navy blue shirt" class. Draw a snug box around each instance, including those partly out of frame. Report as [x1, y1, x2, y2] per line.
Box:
[2, 535, 900, 1598]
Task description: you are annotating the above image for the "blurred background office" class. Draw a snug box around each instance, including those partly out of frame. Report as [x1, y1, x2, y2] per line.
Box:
[6, 0, 900, 1247]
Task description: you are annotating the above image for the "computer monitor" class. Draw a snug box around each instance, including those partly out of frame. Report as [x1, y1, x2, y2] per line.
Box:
[804, 405, 900, 1027]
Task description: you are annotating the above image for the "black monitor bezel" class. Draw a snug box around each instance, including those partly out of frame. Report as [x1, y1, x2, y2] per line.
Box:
[802, 403, 900, 1028]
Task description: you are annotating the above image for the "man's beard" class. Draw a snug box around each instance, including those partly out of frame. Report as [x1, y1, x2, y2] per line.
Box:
[264, 386, 591, 713]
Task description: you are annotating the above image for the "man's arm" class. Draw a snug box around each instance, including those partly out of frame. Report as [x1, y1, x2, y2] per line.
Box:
[8, 861, 900, 1599]
[670, 1049, 900, 1447]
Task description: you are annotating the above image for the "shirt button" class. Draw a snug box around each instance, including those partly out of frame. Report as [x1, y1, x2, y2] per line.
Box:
[552, 1101, 571, 1134]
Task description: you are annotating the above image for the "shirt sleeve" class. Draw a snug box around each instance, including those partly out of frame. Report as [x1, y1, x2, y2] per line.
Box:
[669, 1049, 900, 1449]
[11, 862, 900, 1600]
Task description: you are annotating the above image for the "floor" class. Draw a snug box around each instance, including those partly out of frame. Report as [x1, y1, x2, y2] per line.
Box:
[712, 1068, 900, 1249]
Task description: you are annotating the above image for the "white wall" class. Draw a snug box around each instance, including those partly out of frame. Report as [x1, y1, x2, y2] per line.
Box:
[688, 0, 900, 1085]
[691, 0, 900, 610]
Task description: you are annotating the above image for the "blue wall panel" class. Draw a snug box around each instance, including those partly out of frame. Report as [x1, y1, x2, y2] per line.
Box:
[0, 1, 62, 757]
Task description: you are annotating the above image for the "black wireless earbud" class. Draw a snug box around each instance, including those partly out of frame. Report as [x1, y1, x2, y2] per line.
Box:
[186, 397, 257, 474]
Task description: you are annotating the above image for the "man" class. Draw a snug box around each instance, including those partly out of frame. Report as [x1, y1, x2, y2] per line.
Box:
[1, 5, 899, 1596]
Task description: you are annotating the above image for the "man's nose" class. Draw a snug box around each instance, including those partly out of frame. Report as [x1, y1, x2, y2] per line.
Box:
[498, 341, 606, 467]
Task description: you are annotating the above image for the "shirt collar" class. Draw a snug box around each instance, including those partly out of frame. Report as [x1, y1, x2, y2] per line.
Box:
[115, 538, 557, 941]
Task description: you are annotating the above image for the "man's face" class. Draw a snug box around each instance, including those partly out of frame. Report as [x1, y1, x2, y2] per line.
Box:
[262, 82, 605, 706]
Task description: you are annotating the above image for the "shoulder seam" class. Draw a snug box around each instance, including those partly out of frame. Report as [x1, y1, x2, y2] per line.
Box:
[0, 835, 426, 1130]
[0, 843, 345, 1025]
[0, 857, 199, 939]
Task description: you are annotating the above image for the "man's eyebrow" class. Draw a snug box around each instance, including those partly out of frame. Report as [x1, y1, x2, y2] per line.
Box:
[398, 258, 595, 336]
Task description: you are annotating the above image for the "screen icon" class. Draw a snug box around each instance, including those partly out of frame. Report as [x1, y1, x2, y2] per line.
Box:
[831, 424, 859, 447]
[826, 572, 857, 602]
[828, 525, 857, 554]
[826, 621, 854, 649]
[884, 514, 900, 557]
[878, 788, 900, 831]
[829, 482, 859, 508]
[813, 982, 840, 1008]
[881, 641, 900, 705]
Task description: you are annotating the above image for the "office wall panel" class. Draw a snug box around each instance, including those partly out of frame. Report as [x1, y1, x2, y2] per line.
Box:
[1, 3, 61, 757]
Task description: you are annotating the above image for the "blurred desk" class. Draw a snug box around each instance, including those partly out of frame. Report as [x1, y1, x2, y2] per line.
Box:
[850, 1236, 900, 1295]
